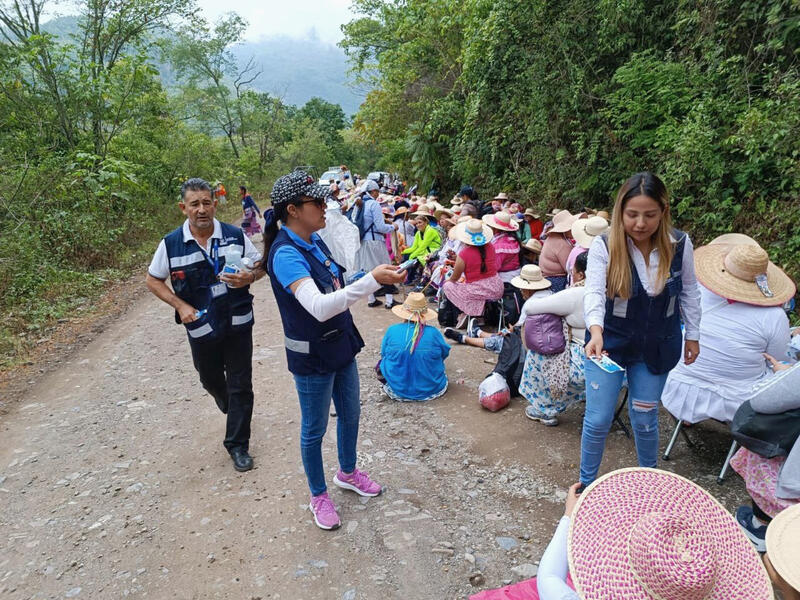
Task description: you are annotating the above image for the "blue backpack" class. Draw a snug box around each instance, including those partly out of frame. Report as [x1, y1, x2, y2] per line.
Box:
[347, 195, 376, 240]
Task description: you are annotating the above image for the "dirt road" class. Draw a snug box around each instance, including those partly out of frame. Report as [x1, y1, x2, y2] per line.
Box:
[0, 276, 748, 599]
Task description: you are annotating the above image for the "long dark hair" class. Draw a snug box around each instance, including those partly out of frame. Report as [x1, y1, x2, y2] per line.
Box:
[262, 199, 302, 265]
[477, 244, 487, 273]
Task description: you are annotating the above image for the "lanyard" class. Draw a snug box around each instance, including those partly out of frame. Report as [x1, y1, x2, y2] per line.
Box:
[199, 239, 220, 275]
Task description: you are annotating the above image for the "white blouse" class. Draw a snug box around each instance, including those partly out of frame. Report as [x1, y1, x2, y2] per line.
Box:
[583, 233, 701, 340]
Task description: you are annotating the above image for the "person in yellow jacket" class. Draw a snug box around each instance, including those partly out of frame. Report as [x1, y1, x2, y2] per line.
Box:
[401, 207, 442, 284]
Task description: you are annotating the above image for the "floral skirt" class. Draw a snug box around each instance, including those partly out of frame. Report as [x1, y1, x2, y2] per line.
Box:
[519, 343, 586, 418]
[442, 275, 504, 316]
[730, 447, 796, 517]
[242, 207, 262, 235]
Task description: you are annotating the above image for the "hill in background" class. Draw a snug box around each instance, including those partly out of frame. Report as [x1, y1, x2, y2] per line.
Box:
[41, 16, 366, 117]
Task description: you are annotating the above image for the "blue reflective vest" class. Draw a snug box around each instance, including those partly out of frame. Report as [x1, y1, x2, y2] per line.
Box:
[268, 227, 364, 375]
[591, 230, 686, 374]
[163, 222, 254, 343]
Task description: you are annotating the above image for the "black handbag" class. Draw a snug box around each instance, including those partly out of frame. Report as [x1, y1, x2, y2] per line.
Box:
[731, 400, 800, 458]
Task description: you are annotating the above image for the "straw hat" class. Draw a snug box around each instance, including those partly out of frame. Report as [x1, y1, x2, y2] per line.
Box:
[412, 206, 434, 219]
[569, 468, 773, 600]
[524, 208, 541, 219]
[694, 243, 795, 306]
[596, 210, 610, 221]
[550, 209, 579, 233]
[482, 211, 520, 232]
[766, 503, 800, 592]
[434, 208, 454, 221]
[510, 264, 551, 290]
[708, 233, 759, 247]
[393, 206, 409, 218]
[493, 192, 509, 201]
[391, 292, 437, 322]
[450, 218, 493, 246]
[571, 216, 609, 248]
[523, 238, 542, 254]
[546, 207, 562, 218]
[450, 195, 464, 206]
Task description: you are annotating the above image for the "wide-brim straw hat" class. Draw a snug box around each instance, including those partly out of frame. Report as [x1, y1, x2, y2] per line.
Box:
[482, 211, 519, 232]
[391, 292, 437, 322]
[493, 192, 509, 201]
[550, 209, 578, 233]
[510, 264, 551, 290]
[524, 208, 541, 219]
[766, 503, 800, 592]
[434, 208, 454, 221]
[694, 243, 795, 306]
[393, 206, 409, 218]
[571, 215, 609, 249]
[546, 207, 562, 218]
[523, 238, 542, 254]
[569, 468, 773, 600]
[412, 206, 434, 218]
[595, 210, 610, 221]
[450, 195, 464, 206]
[451, 218, 493, 246]
[708, 233, 759, 247]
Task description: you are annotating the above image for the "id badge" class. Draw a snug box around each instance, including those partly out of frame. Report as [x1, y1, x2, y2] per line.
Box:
[210, 282, 227, 298]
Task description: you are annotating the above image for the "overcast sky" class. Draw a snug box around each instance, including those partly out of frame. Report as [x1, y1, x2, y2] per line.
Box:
[196, 0, 356, 43]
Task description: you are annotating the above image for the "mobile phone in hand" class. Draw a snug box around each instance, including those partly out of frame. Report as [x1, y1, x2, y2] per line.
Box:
[397, 258, 417, 272]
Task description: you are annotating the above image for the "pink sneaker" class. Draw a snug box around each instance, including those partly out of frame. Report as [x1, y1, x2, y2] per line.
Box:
[309, 492, 341, 530]
[333, 468, 383, 497]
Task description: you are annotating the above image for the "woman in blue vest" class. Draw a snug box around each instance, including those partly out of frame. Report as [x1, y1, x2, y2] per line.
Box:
[263, 170, 405, 530]
[580, 172, 702, 489]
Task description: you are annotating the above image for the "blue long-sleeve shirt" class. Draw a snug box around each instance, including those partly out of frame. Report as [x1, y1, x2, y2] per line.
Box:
[380, 323, 450, 400]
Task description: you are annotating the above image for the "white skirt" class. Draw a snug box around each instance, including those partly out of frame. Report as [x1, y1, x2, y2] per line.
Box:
[355, 239, 390, 272]
[661, 376, 756, 424]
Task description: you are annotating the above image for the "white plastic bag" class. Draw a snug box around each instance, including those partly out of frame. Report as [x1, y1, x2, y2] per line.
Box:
[317, 203, 361, 273]
[479, 372, 511, 412]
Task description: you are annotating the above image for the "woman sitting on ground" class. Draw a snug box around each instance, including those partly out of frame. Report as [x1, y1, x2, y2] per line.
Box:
[400, 207, 442, 284]
[483, 211, 522, 283]
[442, 218, 505, 329]
[538, 210, 577, 292]
[732, 357, 800, 554]
[661, 234, 793, 425]
[379, 292, 450, 402]
[517, 252, 589, 426]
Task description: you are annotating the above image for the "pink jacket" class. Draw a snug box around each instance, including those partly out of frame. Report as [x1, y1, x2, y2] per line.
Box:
[491, 233, 521, 273]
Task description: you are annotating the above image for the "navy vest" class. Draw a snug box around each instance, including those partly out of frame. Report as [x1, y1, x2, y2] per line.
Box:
[268, 227, 364, 375]
[163, 222, 254, 343]
[591, 230, 687, 374]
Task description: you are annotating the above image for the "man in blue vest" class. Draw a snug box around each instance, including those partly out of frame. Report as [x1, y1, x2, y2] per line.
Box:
[145, 178, 265, 472]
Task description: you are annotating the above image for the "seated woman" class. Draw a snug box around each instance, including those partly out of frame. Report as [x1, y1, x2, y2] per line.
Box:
[482, 211, 521, 283]
[400, 207, 442, 284]
[442, 219, 505, 329]
[732, 357, 800, 553]
[379, 292, 450, 402]
[517, 252, 589, 426]
[444, 263, 552, 353]
[520, 237, 542, 266]
[538, 210, 577, 292]
[662, 236, 794, 425]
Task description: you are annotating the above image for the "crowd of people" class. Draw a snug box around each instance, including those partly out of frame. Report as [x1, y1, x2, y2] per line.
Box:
[146, 170, 800, 598]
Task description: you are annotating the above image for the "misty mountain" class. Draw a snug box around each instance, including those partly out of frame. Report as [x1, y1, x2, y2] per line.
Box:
[40, 16, 366, 116]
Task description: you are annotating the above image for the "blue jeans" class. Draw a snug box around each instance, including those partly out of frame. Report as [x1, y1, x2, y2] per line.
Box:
[293, 360, 361, 496]
[579, 359, 668, 485]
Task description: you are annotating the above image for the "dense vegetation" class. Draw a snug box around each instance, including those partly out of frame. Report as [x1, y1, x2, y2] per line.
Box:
[0, 0, 375, 363]
[341, 0, 800, 279]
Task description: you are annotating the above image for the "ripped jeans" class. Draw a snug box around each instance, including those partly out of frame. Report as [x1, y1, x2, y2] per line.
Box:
[579, 359, 668, 486]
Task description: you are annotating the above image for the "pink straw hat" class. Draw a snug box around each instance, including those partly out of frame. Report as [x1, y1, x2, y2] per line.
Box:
[482, 210, 519, 232]
[568, 468, 773, 600]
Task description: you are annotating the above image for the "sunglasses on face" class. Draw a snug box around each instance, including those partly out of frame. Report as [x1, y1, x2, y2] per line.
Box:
[298, 198, 326, 209]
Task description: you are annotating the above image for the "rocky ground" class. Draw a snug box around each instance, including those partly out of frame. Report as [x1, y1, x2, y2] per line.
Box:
[0, 275, 749, 599]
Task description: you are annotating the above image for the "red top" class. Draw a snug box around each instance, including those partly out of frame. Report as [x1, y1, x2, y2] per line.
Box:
[529, 219, 544, 240]
[460, 244, 498, 283]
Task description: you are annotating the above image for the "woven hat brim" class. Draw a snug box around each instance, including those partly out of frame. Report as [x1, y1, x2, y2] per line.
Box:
[510, 276, 551, 290]
[391, 304, 437, 322]
[482, 213, 519, 231]
[568, 468, 773, 600]
[550, 215, 579, 233]
[694, 245, 795, 306]
[451, 222, 494, 246]
[765, 503, 800, 592]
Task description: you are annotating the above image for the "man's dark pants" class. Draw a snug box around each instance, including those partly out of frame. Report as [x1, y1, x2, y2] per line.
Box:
[188, 328, 253, 452]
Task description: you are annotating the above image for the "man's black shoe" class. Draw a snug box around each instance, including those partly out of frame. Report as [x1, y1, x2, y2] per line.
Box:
[230, 448, 253, 472]
[213, 394, 229, 414]
[367, 300, 382, 307]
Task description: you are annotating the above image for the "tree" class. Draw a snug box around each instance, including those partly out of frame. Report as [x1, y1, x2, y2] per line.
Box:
[297, 97, 348, 146]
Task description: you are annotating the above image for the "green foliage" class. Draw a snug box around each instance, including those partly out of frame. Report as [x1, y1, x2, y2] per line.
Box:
[342, 0, 800, 280]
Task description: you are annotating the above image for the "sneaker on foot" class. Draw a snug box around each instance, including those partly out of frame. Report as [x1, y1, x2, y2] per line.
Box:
[525, 404, 559, 426]
[333, 468, 383, 497]
[467, 319, 481, 338]
[735, 505, 767, 552]
[444, 328, 465, 344]
[367, 300, 382, 307]
[309, 492, 341, 530]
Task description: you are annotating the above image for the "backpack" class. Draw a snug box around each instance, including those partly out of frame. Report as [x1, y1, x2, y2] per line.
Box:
[523, 313, 566, 355]
[346, 195, 376, 240]
[437, 294, 458, 327]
